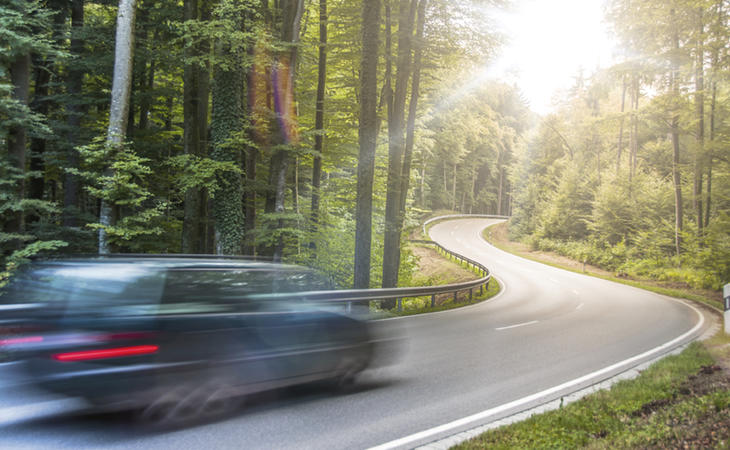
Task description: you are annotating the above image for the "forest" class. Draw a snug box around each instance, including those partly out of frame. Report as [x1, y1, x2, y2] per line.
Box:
[0, 0, 728, 296]
[510, 0, 730, 291]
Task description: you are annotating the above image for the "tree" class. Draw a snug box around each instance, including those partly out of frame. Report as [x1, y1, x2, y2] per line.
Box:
[354, 0, 380, 289]
[210, 0, 246, 255]
[0, 0, 66, 274]
[382, 0, 417, 290]
[63, 0, 84, 228]
[309, 0, 328, 255]
[99, 0, 137, 254]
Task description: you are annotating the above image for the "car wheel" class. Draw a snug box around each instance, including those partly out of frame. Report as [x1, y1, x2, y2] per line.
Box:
[198, 379, 240, 420]
[138, 387, 200, 428]
[332, 354, 368, 391]
[138, 378, 241, 428]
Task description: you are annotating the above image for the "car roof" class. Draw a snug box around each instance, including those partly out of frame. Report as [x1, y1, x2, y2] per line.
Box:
[28, 255, 309, 272]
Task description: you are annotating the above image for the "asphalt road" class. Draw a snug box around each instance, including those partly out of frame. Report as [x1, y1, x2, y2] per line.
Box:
[0, 218, 710, 449]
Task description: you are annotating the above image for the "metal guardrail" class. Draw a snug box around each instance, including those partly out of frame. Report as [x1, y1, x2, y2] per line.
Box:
[422, 214, 510, 236]
[282, 239, 491, 312]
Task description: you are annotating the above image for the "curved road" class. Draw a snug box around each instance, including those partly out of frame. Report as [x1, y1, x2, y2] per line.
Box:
[0, 218, 710, 449]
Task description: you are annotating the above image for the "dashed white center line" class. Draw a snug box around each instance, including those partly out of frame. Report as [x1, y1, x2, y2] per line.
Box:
[576, 302, 585, 310]
[572, 289, 580, 296]
[495, 320, 539, 331]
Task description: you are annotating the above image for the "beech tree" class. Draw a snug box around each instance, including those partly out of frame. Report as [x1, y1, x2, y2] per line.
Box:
[354, 0, 380, 289]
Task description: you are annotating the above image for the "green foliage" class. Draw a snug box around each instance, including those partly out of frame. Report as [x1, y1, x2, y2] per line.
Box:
[510, 0, 730, 292]
[166, 154, 242, 197]
[534, 163, 593, 241]
[70, 138, 166, 249]
[0, 0, 58, 61]
[0, 158, 67, 280]
[0, 239, 68, 287]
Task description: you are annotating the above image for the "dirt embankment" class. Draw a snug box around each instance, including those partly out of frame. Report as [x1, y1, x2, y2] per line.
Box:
[410, 244, 480, 306]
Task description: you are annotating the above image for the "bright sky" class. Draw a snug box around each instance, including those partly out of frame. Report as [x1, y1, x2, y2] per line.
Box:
[486, 0, 617, 115]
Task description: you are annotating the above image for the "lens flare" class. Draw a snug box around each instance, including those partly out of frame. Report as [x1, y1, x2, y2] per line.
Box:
[251, 42, 299, 146]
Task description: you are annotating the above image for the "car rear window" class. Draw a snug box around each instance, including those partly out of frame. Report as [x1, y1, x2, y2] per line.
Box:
[1, 263, 166, 317]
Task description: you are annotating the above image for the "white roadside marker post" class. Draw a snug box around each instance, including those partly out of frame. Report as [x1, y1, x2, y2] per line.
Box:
[722, 283, 730, 334]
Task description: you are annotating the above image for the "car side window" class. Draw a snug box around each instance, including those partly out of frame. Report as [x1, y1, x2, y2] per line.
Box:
[161, 269, 275, 313]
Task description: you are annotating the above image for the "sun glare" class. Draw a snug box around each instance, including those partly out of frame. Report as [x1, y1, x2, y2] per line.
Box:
[487, 0, 616, 115]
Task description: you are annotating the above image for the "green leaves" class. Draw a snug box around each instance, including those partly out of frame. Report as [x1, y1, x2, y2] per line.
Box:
[0, 239, 68, 287]
[166, 154, 242, 198]
[70, 137, 167, 248]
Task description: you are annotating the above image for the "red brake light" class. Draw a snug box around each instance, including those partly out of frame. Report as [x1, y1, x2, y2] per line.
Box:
[0, 336, 44, 346]
[52, 345, 159, 362]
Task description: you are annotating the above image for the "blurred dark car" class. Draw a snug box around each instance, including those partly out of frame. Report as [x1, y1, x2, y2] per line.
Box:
[0, 256, 375, 425]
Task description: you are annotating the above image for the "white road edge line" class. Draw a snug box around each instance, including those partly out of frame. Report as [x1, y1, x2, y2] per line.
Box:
[495, 320, 538, 331]
[368, 300, 705, 450]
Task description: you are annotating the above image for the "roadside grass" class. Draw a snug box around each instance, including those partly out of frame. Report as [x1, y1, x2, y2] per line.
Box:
[456, 219, 730, 449]
[455, 342, 730, 449]
[387, 242, 500, 317]
[390, 277, 500, 317]
[481, 222, 721, 311]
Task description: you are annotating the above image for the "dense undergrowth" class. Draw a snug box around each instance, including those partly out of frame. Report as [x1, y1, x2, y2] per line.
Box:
[523, 229, 729, 291]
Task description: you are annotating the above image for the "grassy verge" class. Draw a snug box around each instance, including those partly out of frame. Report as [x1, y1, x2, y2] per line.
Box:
[455, 220, 730, 449]
[481, 222, 721, 311]
[456, 342, 730, 449]
[387, 242, 501, 317]
[390, 277, 500, 317]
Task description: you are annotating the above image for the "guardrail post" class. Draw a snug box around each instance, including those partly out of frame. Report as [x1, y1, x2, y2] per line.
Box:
[454, 290, 458, 303]
[431, 294, 436, 308]
[480, 284, 483, 295]
[469, 288, 473, 301]
[397, 298, 402, 312]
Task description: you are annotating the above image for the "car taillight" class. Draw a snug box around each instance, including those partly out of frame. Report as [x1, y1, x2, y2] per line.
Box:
[52, 345, 159, 362]
[0, 336, 44, 346]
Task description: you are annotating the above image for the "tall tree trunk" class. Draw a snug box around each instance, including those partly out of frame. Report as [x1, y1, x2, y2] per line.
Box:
[198, 0, 212, 252]
[27, 1, 66, 207]
[629, 76, 639, 183]
[138, 30, 155, 131]
[497, 162, 504, 216]
[704, 2, 722, 229]
[7, 54, 31, 235]
[469, 167, 476, 214]
[354, 0, 380, 289]
[182, 0, 202, 253]
[243, 148, 257, 255]
[265, 0, 305, 261]
[210, 2, 245, 256]
[63, 0, 84, 228]
[28, 59, 51, 203]
[616, 75, 627, 174]
[451, 163, 457, 211]
[418, 158, 426, 207]
[382, 0, 417, 290]
[693, 8, 704, 235]
[670, 9, 682, 259]
[376, 0, 393, 137]
[99, 0, 137, 254]
[99, 0, 137, 253]
[397, 0, 427, 233]
[309, 0, 327, 253]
